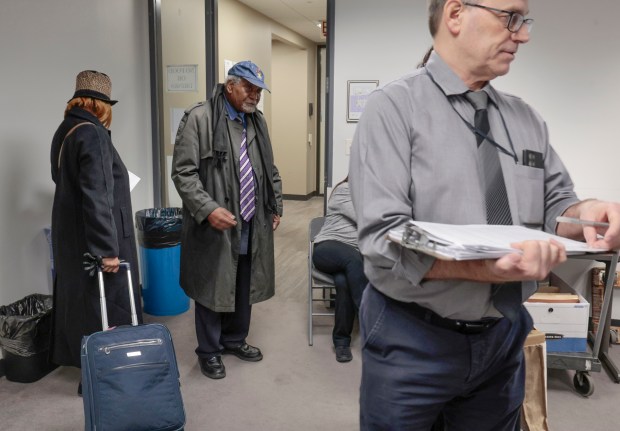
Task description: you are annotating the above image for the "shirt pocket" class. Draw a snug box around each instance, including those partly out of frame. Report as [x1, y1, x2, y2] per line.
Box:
[514, 164, 544, 229]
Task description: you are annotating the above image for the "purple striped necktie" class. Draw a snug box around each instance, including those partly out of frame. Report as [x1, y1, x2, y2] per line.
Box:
[239, 124, 256, 222]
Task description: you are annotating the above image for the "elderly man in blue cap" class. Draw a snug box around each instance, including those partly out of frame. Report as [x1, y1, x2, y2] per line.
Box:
[172, 61, 283, 379]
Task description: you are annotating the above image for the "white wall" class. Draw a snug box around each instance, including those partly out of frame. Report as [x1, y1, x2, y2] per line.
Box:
[218, 0, 319, 197]
[333, 0, 620, 199]
[495, 0, 620, 202]
[332, 0, 620, 314]
[331, 0, 432, 185]
[0, 0, 153, 307]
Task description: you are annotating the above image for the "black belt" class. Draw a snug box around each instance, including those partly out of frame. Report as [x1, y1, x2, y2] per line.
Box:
[401, 299, 501, 335]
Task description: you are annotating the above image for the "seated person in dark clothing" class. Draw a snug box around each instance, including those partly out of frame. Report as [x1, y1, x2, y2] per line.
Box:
[312, 176, 368, 362]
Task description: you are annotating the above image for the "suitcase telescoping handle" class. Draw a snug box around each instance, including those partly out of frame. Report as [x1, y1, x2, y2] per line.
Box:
[83, 254, 139, 330]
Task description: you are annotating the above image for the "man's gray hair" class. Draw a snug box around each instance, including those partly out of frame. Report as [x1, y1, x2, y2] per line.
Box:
[225, 75, 242, 85]
[428, 0, 447, 37]
[428, 0, 479, 37]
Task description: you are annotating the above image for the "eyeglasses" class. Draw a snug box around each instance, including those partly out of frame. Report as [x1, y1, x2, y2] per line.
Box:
[463, 2, 534, 34]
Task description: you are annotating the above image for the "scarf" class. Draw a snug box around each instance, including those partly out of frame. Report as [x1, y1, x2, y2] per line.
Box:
[210, 84, 278, 214]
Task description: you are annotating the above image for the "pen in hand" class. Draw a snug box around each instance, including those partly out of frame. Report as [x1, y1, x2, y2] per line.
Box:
[556, 216, 610, 228]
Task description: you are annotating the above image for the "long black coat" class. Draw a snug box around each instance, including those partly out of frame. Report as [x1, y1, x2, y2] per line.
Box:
[49, 107, 141, 367]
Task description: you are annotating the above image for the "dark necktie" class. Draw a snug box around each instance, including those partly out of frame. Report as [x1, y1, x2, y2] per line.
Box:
[238, 123, 256, 222]
[465, 91, 521, 320]
[465, 91, 512, 225]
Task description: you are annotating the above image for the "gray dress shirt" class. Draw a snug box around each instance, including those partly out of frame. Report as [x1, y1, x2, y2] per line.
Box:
[314, 183, 358, 250]
[349, 52, 580, 320]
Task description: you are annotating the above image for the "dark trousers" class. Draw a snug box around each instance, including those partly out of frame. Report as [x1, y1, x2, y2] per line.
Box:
[312, 240, 368, 347]
[194, 253, 252, 358]
[359, 285, 532, 431]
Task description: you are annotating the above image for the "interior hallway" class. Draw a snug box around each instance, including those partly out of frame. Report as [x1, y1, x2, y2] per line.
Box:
[0, 197, 619, 430]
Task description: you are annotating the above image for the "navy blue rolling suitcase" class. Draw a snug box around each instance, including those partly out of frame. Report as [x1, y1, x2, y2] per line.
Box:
[81, 261, 185, 431]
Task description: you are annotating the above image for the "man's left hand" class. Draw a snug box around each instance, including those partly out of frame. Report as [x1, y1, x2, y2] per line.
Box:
[558, 200, 620, 250]
[272, 214, 281, 231]
[490, 239, 567, 282]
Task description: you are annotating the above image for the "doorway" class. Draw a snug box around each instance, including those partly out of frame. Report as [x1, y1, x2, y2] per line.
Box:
[271, 38, 313, 198]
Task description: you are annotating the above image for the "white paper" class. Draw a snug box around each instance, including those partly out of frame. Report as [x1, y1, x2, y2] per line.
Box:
[388, 221, 608, 261]
[128, 170, 140, 192]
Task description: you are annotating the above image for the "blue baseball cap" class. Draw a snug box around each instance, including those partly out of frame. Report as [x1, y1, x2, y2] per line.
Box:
[228, 61, 270, 92]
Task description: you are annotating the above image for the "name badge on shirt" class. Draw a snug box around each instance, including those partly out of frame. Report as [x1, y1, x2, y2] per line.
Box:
[523, 150, 543, 168]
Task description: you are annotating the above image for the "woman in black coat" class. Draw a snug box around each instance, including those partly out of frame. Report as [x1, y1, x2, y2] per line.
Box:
[49, 70, 142, 370]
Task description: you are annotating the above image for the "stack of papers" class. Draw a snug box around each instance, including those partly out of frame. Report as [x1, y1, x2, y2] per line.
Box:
[387, 221, 608, 261]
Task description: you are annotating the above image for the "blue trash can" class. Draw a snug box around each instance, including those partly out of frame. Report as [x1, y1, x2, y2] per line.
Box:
[135, 208, 189, 316]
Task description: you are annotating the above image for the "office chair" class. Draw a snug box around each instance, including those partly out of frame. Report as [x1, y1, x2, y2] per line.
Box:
[308, 216, 337, 346]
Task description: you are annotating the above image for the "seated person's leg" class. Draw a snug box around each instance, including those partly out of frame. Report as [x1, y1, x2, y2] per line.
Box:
[332, 273, 354, 361]
[313, 241, 359, 362]
[342, 250, 368, 310]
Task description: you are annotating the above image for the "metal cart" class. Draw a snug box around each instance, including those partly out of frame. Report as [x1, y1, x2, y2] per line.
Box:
[546, 252, 619, 397]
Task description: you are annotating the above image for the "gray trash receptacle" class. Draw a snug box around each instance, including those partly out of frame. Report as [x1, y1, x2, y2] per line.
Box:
[0, 294, 58, 382]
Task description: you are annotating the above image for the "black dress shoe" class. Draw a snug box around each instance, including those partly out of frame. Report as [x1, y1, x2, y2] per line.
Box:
[199, 356, 226, 379]
[335, 346, 352, 363]
[223, 343, 263, 362]
[77, 381, 83, 397]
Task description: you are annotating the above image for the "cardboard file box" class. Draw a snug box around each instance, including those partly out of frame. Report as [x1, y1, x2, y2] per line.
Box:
[590, 266, 620, 334]
[525, 277, 589, 353]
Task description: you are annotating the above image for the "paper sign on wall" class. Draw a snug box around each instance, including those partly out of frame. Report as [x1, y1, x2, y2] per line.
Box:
[167, 65, 197, 92]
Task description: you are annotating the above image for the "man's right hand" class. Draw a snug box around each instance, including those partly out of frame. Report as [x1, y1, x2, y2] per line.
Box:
[487, 239, 567, 282]
[101, 257, 120, 273]
[427, 239, 567, 283]
[207, 207, 238, 231]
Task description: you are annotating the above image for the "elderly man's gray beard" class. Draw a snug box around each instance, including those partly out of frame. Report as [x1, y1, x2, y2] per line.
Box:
[241, 103, 257, 113]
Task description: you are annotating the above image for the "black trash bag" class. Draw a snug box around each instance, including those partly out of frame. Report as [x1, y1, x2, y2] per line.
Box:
[0, 294, 53, 357]
[135, 207, 183, 249]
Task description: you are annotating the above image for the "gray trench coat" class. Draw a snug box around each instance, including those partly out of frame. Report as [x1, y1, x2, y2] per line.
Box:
[171, 85, 283, 312]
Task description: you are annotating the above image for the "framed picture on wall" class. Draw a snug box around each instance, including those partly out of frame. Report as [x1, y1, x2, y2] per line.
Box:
[346, 80, 379, 122]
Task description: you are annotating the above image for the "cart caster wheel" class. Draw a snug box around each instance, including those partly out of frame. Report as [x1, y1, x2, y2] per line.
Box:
[573, 371, 594, 397]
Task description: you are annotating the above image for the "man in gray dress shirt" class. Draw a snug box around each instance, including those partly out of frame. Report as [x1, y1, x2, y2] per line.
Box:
[349, 1, 620, 430]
